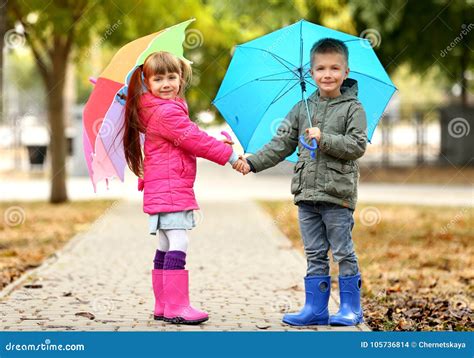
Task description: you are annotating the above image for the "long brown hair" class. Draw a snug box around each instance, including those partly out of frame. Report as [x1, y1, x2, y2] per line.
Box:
[123, 51, 192, 177]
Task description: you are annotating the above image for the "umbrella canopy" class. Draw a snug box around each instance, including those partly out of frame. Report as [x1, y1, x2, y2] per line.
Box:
[213, 19, 396, 162]
[82, 19, 194, 191]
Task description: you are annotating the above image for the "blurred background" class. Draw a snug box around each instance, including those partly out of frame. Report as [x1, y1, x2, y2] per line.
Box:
[0, 0, 472, 332]
[0, 0, 472, 202]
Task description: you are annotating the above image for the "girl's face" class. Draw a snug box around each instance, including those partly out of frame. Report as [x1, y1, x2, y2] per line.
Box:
[310, 52, 349, 98]
[146, 71, 181, 99]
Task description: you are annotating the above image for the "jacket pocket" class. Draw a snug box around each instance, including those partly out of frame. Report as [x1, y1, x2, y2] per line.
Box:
[291, 161, 305, 195]
[179, 154, 186, 177]
[179, 153, 197, 178]
[324, 161, 355, 198]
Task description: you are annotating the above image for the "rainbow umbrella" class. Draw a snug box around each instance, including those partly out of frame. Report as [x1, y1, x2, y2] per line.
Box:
[82, 19, 194, 191]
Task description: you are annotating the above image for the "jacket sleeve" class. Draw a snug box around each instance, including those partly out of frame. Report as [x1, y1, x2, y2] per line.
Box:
[153, 102, 232, 166]
[319, 104, 367, 161]
[245, 103, 300, 173]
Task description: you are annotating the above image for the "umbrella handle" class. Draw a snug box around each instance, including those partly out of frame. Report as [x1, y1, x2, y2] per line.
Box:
[299, 135, 318, 159]
[221, 130, 233, 144]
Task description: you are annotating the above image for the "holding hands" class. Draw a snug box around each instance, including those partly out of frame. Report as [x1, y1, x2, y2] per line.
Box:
[228, 127, 322, 176]
[220, 131, 251, 175]
[232, 155, 251, 175]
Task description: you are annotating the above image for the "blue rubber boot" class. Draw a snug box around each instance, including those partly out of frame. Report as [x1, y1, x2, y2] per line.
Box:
[282, 275, 330, 326]
[329, 273, 364, 326]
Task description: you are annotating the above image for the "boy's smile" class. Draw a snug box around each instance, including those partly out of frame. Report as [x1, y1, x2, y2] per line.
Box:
[310, 52, 349, 98]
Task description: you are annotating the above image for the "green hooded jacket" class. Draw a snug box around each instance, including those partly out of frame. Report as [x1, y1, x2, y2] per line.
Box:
[247, 79, 367, 209]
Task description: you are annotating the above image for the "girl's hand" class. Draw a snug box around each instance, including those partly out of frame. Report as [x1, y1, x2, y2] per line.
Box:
[305, 127, 321, 141]
[220, 138, 234, 145]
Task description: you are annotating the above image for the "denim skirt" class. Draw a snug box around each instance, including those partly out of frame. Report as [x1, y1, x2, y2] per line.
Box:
[148, 210, 195, 235]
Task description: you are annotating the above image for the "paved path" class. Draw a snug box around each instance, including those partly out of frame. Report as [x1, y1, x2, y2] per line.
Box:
[0, 198, 369, 332]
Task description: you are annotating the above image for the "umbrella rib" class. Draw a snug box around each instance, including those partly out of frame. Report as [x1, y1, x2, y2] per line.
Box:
[257, 78, 300, 81]
[256, 69, 296, 80]
[270, 81, 300, 105]
[304, 79, 317, 88]
[240, 46, 298, 75]
[299, 20, 304, 69]
[213, 70, 298, 103]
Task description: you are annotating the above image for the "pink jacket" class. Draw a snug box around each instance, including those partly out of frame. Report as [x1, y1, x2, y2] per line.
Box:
[138, 93, 233, 214]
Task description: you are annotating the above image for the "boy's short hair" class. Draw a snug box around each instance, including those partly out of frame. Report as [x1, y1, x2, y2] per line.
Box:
[310, 38, 349, 67]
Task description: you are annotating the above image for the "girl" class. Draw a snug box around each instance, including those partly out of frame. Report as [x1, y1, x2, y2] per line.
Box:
[123, 51, 242, 325]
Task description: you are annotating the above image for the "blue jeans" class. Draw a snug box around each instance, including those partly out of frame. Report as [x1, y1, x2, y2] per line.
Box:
[298, 201, 359, 277]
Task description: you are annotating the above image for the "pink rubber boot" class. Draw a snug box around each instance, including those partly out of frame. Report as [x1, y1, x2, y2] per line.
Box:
[163, 270, 208, 325]
[152, 269, 165, 320]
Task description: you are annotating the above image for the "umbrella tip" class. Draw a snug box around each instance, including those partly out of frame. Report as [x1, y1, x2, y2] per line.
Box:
[89, 77, 97, 85]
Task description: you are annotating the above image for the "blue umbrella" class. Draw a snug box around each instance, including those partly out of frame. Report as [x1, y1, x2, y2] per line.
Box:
[213, 19, 396, 162]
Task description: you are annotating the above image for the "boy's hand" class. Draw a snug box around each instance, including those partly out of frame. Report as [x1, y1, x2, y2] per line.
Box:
[232, 156, 251, 175]
[305, 127, 321, 142]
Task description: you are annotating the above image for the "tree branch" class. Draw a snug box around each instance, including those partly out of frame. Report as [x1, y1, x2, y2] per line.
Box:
[10, 2, 50, 82]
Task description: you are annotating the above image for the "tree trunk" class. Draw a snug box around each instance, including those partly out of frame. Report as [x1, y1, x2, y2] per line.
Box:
[47, 49, 69, 203]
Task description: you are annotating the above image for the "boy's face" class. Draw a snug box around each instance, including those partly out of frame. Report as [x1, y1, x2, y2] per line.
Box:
[310, 52, 349, 98]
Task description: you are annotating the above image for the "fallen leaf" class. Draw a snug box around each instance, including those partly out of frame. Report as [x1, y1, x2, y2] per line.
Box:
[75, 312, 95, 320]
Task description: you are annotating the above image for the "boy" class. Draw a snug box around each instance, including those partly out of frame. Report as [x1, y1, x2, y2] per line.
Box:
[235, 38, 367, 326]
